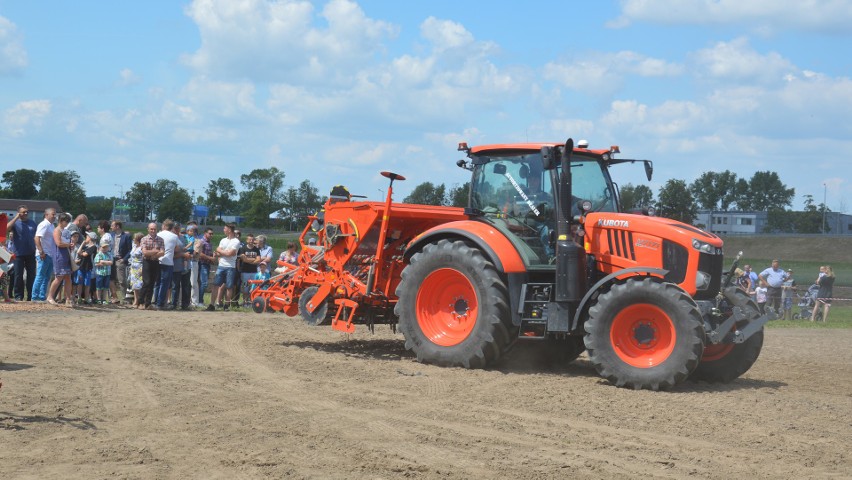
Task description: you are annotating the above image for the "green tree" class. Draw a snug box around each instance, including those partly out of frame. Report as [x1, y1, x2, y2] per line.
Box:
[734, 171, 795, 211]
[657, 179, 697, 224]
[279, 180, 324, 230]
[86, 196, 115, 221]
[127, 182, 155, 221]
[205, 178, 238, 221]
[619, 183, 654, 211]
[239, 167, 286, 228]
[38, 170, 86, 214]
[403, 182, 447, 206]
[157, 188, 193, 222]
[2, 168, 41, 199]
[448, 182, 469, 207]
[689, 170, 738, 211]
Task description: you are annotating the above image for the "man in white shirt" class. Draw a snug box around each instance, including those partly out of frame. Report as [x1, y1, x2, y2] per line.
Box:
[155, 219, 179, 309]
[207, 223, 241, 311]
[33, 208, 57, 301]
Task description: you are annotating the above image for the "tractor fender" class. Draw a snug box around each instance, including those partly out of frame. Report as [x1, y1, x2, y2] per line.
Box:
[403, 220, 526, 273]
[572, 266, 669, 331]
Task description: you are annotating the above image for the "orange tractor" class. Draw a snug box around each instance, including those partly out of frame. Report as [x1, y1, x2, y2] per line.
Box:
[251, 138, 769, 390]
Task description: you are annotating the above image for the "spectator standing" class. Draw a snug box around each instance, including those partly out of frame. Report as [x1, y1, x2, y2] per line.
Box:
[812, 266, 835, 322]
[196, 227, 215, 307]
[93, 242, 113, 304]
[759, 259, 788, 315]
[112, 220, 132, 304]
[6, 205, 37, 301]
[208, 223, 240, 311]
[184, 224, 200, 307]
[66, 214, 89, 239]
[253, 261, 270, 291]
[33, 208, 57, 301]
[232, 229, 244, 305]
[170, 223, 191, 310]
[781, 269, 797, 320]
[140, 222, 165, 309]
[96, 221, 117, 303]
[47, 213, 76, 307]
[257, 235, 273, 267]
[5, 232, 15, 299]
[238, 234, 261, 307]
[128, 232, 144, 307]
[156, 219, 179, 310]
[755, 279, 768, 315]
[279, 242, 298, 265]
[74, 232, 97, 304]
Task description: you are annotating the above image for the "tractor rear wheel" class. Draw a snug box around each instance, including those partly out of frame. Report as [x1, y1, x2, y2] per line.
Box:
[691, 288, 764, 383]
[584, 278, 704, 390]
[395, 239, 513, 369]
[298, 286, 333, 326]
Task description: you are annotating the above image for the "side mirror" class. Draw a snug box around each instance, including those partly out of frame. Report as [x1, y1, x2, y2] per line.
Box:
[644, 161, 653, 181]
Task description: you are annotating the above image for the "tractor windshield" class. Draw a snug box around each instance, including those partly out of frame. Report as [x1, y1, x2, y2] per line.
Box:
[469, 151, 616, 266]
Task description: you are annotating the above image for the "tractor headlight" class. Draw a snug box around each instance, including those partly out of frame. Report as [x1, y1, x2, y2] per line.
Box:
[696, 270, 712, 290]
[691, 238, 718, 254]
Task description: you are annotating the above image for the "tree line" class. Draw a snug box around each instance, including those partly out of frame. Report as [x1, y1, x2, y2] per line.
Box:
[1, 167, 830, 233]
[0, 167, 326, 229]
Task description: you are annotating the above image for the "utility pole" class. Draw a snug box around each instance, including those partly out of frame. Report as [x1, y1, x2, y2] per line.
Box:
[822, 183, 827, 234]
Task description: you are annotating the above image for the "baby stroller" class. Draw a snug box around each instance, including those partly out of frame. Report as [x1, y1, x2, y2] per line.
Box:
[793, 284, 821, 320]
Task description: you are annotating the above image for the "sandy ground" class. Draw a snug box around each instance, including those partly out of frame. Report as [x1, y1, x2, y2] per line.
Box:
[1, 304, 851, 479]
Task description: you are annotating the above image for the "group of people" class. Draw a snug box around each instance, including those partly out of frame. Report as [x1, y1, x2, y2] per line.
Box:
[737, 259, 836, 322]
[3, 204, 303, 311]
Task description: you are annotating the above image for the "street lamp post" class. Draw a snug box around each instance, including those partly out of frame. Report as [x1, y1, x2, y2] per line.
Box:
[822, 183, 827, 234]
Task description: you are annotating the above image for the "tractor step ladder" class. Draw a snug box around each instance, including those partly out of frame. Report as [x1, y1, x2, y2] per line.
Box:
[518, 283, 553, 339]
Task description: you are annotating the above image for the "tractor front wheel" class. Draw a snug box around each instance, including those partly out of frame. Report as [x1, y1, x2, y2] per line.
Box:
[395, 240, 513, 369]
[584, 278, 704, 390]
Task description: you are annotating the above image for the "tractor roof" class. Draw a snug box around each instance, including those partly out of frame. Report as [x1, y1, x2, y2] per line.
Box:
[469, 142, 612, 156]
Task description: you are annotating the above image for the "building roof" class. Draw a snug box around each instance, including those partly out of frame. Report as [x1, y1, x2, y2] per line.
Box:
[0, 198, 64, 214]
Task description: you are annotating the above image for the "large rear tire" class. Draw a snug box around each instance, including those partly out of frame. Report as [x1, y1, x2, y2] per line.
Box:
[394, 240, 513, 369]
[298, 286, 333, 326]
[584, 279, 705, 390]
[691, 288, 764, 383]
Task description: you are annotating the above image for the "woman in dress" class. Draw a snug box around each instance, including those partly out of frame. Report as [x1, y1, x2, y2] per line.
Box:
[47, 213, 75, 307]
[811, 265, 835, 322]
[129, 232, 144, 308]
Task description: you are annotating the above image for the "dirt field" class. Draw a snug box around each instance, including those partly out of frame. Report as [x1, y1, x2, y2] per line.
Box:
[1, 305, 851, 479]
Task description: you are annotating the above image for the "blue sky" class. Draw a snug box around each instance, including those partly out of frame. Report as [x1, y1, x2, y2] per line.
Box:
[1, 0, 850, 213]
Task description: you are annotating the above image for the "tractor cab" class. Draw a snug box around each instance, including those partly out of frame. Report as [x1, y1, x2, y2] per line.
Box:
[462, 142, 619, 266]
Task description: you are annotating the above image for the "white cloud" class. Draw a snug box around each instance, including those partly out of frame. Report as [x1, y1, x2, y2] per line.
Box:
[544, 51, 682, 96]
[692, 38, 796, 84]
[183, 0, 396, 84]
[420, 17, 474, 52]
[117, 68, 142, 87]
[3, 99, 51, 137]
[0, 15, 27, 75]
[609, 0, 852, 34]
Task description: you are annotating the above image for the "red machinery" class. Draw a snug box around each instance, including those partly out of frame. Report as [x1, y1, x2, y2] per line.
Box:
[251, 139, 769, 390]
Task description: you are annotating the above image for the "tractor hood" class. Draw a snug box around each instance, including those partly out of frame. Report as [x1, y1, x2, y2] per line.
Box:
[583, 212, 723, 296]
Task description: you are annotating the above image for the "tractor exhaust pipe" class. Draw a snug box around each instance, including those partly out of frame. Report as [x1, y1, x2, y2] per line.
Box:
[554, 138, 586, 303]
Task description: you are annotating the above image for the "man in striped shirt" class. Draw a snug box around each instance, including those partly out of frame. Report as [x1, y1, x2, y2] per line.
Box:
[140, 222, 165, 309]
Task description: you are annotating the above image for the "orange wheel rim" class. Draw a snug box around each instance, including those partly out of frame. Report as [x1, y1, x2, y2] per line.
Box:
[701, 343, 734, 362]
[416, 268, 479, 347]
[610, 303, 676, 368]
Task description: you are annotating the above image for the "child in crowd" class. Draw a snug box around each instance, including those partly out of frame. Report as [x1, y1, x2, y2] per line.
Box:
[781, 269, 796, 320]
[252, 261, 270, 293]
[755, 278, 768, 315]
[0, 262, 12, 303]
[93, 241, 113, 304]
[75, 232, 98, 304]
